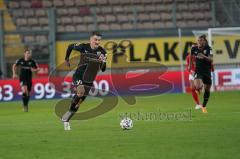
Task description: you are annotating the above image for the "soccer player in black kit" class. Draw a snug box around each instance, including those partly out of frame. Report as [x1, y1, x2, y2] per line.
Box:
[61, 31, 107, 130]
[189, 35, 213, 113]
[12, 49, 38, 112]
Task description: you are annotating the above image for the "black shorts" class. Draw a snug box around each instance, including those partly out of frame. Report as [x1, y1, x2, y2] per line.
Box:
[72, 71, 93, 101]
[195, 72, 212, 85]
[19, 78, 32, 92]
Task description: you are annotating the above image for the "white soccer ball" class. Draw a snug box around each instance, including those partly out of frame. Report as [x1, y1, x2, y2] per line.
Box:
[120, 117, 133, 130]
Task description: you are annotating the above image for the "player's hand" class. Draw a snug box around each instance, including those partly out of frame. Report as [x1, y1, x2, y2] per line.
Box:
[31, 68, 40, 72]
[191, 71, 195, 77]
[65, 60, 70, 67]
[197, 53, 205, 59]
[98, 54, 106, 62]
[188, 66, 191, 72]
[12, 74, 18, 79]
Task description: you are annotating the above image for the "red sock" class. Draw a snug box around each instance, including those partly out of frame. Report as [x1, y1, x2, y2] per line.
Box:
[191, 89, 200, 105]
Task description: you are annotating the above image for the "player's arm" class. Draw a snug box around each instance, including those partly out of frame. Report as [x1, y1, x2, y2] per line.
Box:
[99, 50, 107, 72]
[189, 47, 195, 72]
[12, 59, 20, 79]
[12, 63, 18, 79]
[31, 60, 39, 72]
[65, 43, 83, 67]
[198, 48, 213, 62]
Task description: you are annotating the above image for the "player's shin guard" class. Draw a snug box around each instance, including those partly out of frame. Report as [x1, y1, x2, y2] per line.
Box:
[202, 91, 210, 107]
[191, 89, 200, 105]
[62, 95, 81, 122]
[26, 96, 30, 106]
[22, 93, 28, 106]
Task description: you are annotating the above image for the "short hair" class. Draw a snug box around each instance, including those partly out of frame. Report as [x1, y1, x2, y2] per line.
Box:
[24, 48, 32, 53]
[199, 34, 206, 39]
[91, 31, 102, 37]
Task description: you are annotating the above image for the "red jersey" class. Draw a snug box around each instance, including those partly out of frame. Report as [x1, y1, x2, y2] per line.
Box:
[186, 54, 196, 72]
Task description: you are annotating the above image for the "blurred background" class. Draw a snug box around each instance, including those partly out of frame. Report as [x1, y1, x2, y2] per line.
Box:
[0, 0, 239, 101]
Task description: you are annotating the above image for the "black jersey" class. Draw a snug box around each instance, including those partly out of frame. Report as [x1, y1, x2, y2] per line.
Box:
[191, 45, 213, 73]
[65, 43, 106, 71]
[65, 43, 107, 84]
[15, 58, 38, 79]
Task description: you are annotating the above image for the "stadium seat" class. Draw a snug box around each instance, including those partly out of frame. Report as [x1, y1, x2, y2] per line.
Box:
[39, 17, 48, 25]
[75, 0, 86, 7]
[60, 16, 73, 25]
[35, 9, 47, 17]
[110, 23, 121, 30]
[165, 21, 174, 28]
[42, 0, 52, 8]
[106, 14, 116, 23]
[16, 18, 27, 26]
[76, 24, 87, 32]
[117, 14, 129, 23]
[8, 1, 20, 9]
[24, 35, 35, 43]
[64, 0, 75, 7]
[57, 25, 65, 32]
[53, 0, 64, 7]
[121, 22, 134, 30]
[12, 10, 24, 17]
[31, 0, 43, 8]
[138, 13, 150, 22]
[65, 25, 76, 32]
[57, 8, 68, 16]
[87, 24, 96, 31]
[36, 35, 48, 42]
[98, 23, 109, 31]
[154, 21, 165, 29]
[150, 13, 161, 21]
[31, 26, 42, 31]
[20, 1, 31, 8]
[24, 9, 34, 17]
[123, 6, 134, 13]
[72, 16, 83, 24]
[113, 6, 124, 13]
[145, 5, 156, 12]
[95, 15, 105, 23]
[28, 18, 38, 26]
[88, 0, 97, 6]
[101, 6, 112, 14]
[6, 0, 214, 32]
[97, 0, 108, 5]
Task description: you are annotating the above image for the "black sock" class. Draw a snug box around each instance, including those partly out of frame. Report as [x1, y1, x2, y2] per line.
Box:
[22, 93, 28, 106]
[69, 94, 81, 112]
[203, 91, 210, 107]
[26, 96, 30, 106]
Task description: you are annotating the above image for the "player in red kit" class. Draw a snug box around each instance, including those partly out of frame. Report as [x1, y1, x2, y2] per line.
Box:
[186, 52, 202, 110]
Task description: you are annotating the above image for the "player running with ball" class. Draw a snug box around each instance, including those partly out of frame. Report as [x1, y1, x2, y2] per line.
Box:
[61, 31, 107, 130]
[189, 35, 213, 113]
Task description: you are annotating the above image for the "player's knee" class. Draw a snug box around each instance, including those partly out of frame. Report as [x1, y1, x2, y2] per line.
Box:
[76, 85, 85, 97]
[22, 92, 27, 97]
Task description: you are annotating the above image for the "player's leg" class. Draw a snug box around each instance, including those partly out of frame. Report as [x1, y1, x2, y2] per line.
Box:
[189, 74, 201, 109]
[193, 78, 203, 91]
[25, 81, 32, 109]
[201, 75, 212, 113]
[62, 84, 86, 122]
[61, 84, 93, 131]
[21, 84, 29, 112]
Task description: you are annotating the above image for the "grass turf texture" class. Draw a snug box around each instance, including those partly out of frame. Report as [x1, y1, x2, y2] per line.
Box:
[0, 91, 239, 159]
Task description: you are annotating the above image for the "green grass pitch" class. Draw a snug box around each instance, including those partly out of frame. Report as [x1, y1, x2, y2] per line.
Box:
[0, 91, 240, 159]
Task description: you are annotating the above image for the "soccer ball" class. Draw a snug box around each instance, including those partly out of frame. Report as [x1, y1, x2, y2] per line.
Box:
[120, 117, 133, 130]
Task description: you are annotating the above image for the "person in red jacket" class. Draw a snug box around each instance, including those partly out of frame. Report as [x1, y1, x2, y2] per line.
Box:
[186, 51, 202, 110]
